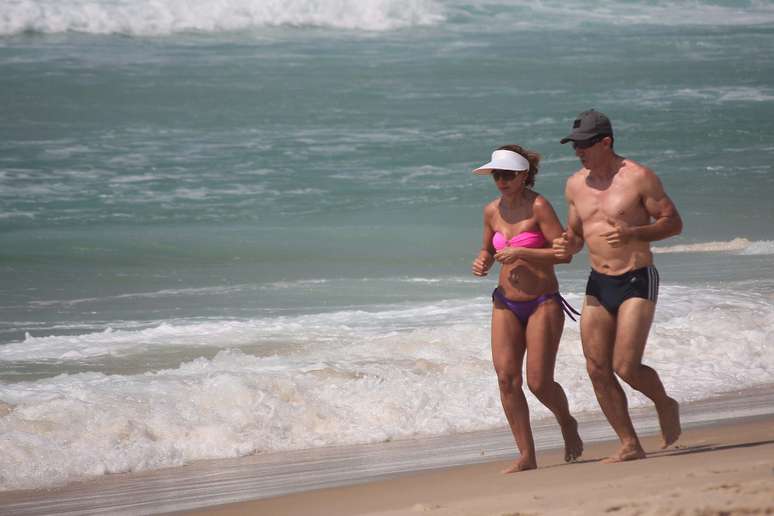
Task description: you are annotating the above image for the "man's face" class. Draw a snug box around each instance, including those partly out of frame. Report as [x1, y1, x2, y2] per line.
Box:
[573, 135, 610, 168]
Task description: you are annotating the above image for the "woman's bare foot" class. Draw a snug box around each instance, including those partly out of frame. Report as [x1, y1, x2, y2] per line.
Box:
[601, 442, 646, 464]
[501, 457, 537, 474]
[657, 397, 681, 449]
[560, 417, 584, 462]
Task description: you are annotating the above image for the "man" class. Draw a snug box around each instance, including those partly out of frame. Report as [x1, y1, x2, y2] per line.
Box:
[553, 109, 682, 462]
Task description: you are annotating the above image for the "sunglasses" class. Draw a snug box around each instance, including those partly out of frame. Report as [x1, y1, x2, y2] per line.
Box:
[572, 135, 606, 150]
[491, 169, 524, 181]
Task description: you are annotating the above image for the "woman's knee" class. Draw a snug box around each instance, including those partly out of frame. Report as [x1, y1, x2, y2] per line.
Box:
[613, 362, 640, 386]
[526, 372, 552, 398]
[496, 371, 523, 395]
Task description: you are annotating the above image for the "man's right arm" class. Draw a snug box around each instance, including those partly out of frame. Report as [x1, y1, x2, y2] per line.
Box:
[565, 199, 585, 254]
[553, 180, 585, 259]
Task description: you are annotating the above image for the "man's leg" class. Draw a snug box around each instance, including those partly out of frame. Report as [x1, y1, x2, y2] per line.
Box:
[581, 296, 646, 462]
[613, 298, 681, 448]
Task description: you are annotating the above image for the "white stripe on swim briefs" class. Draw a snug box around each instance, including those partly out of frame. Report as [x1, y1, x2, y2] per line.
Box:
[646, 266, 659, 303]
[648, 266, 654, 302]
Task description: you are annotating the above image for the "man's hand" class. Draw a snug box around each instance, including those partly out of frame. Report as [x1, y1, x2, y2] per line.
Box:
[601, 219, 634, 248]
[553, 231, 572, 260]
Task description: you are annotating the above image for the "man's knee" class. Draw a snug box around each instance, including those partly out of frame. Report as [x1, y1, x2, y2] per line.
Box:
[586, 359, 614, 385]
[496, 371, 523, 395]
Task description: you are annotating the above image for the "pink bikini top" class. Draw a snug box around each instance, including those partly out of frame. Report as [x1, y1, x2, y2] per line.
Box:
[492, 230, 546, 251]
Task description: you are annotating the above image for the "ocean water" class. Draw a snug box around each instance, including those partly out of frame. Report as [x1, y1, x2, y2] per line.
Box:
[1, 0, 774, 492]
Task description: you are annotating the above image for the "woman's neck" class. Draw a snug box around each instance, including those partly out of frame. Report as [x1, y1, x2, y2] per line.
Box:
[500, 189, 528, 208]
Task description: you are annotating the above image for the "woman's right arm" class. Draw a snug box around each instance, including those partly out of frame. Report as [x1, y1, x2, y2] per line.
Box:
[472, 204, 496, 277]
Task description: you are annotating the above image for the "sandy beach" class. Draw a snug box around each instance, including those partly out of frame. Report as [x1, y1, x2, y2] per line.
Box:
[1, 387, 772, 516]
[181, 414, 774, 516]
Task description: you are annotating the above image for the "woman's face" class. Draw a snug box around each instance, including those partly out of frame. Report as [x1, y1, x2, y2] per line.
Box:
[491, 169, 527, 195]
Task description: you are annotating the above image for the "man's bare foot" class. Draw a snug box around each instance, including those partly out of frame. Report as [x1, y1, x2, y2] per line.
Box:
[657, 397, 681, 449]
[601, 442, 646, 464]
[560, 417, 584, 462]
[501, 457, 537, 474]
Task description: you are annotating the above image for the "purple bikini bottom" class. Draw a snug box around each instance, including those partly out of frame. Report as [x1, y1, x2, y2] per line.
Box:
[492, 287, 580, 325]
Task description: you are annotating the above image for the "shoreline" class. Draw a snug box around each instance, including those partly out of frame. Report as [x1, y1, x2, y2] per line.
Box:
[182, 414, 774, 516]
[1, 385, 773, 515]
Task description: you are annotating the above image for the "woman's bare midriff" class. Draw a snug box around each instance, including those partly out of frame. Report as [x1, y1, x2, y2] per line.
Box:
[497, 260, 559, 302]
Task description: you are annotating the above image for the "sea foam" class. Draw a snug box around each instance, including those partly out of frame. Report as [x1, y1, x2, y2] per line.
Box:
[653, 238, 774, 255]
[457, 0, 774, 29]
[6, 0, 774, 37]
[0, 284, 773, 490]
[0, 0, 445, 36]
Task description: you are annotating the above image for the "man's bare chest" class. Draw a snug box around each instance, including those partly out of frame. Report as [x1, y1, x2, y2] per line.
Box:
[575, 184, 643, 223]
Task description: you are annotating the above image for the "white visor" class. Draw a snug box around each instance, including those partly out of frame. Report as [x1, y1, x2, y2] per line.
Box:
[473, 150, 530, 175]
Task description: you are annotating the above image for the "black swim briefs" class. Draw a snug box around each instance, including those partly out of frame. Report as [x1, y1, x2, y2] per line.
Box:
[585, 266, 659, 314]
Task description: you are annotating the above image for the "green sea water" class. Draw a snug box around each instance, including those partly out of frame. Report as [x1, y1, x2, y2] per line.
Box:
[3, 15, 774, 328]
[1, 0, 773, 492]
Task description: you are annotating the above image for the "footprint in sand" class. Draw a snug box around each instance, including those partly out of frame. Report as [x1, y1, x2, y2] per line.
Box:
[704, 483, 741, 492]
[411, 503, 444, 512]
[0, 401, 15, 416]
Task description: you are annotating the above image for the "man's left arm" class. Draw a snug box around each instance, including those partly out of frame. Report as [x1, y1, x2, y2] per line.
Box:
[631, 168, 683, 242]
[602, 168, 682, 248]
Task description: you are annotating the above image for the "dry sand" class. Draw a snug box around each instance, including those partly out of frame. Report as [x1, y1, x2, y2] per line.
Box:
[180, 415, 774, 516]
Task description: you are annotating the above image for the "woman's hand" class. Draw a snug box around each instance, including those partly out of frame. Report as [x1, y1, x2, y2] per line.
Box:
[494, 246, 522, 264]
[472, 251, 494, 276]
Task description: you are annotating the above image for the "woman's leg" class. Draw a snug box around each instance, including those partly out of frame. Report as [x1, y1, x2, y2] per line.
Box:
[526, 299, 584, 462]
[491, 300, 536, 472]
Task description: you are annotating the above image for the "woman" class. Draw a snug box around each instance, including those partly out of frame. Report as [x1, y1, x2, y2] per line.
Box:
[471, 144, 583, 472]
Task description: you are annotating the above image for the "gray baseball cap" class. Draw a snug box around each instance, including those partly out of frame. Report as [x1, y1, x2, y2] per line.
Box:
[560, 109, 613, 144]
